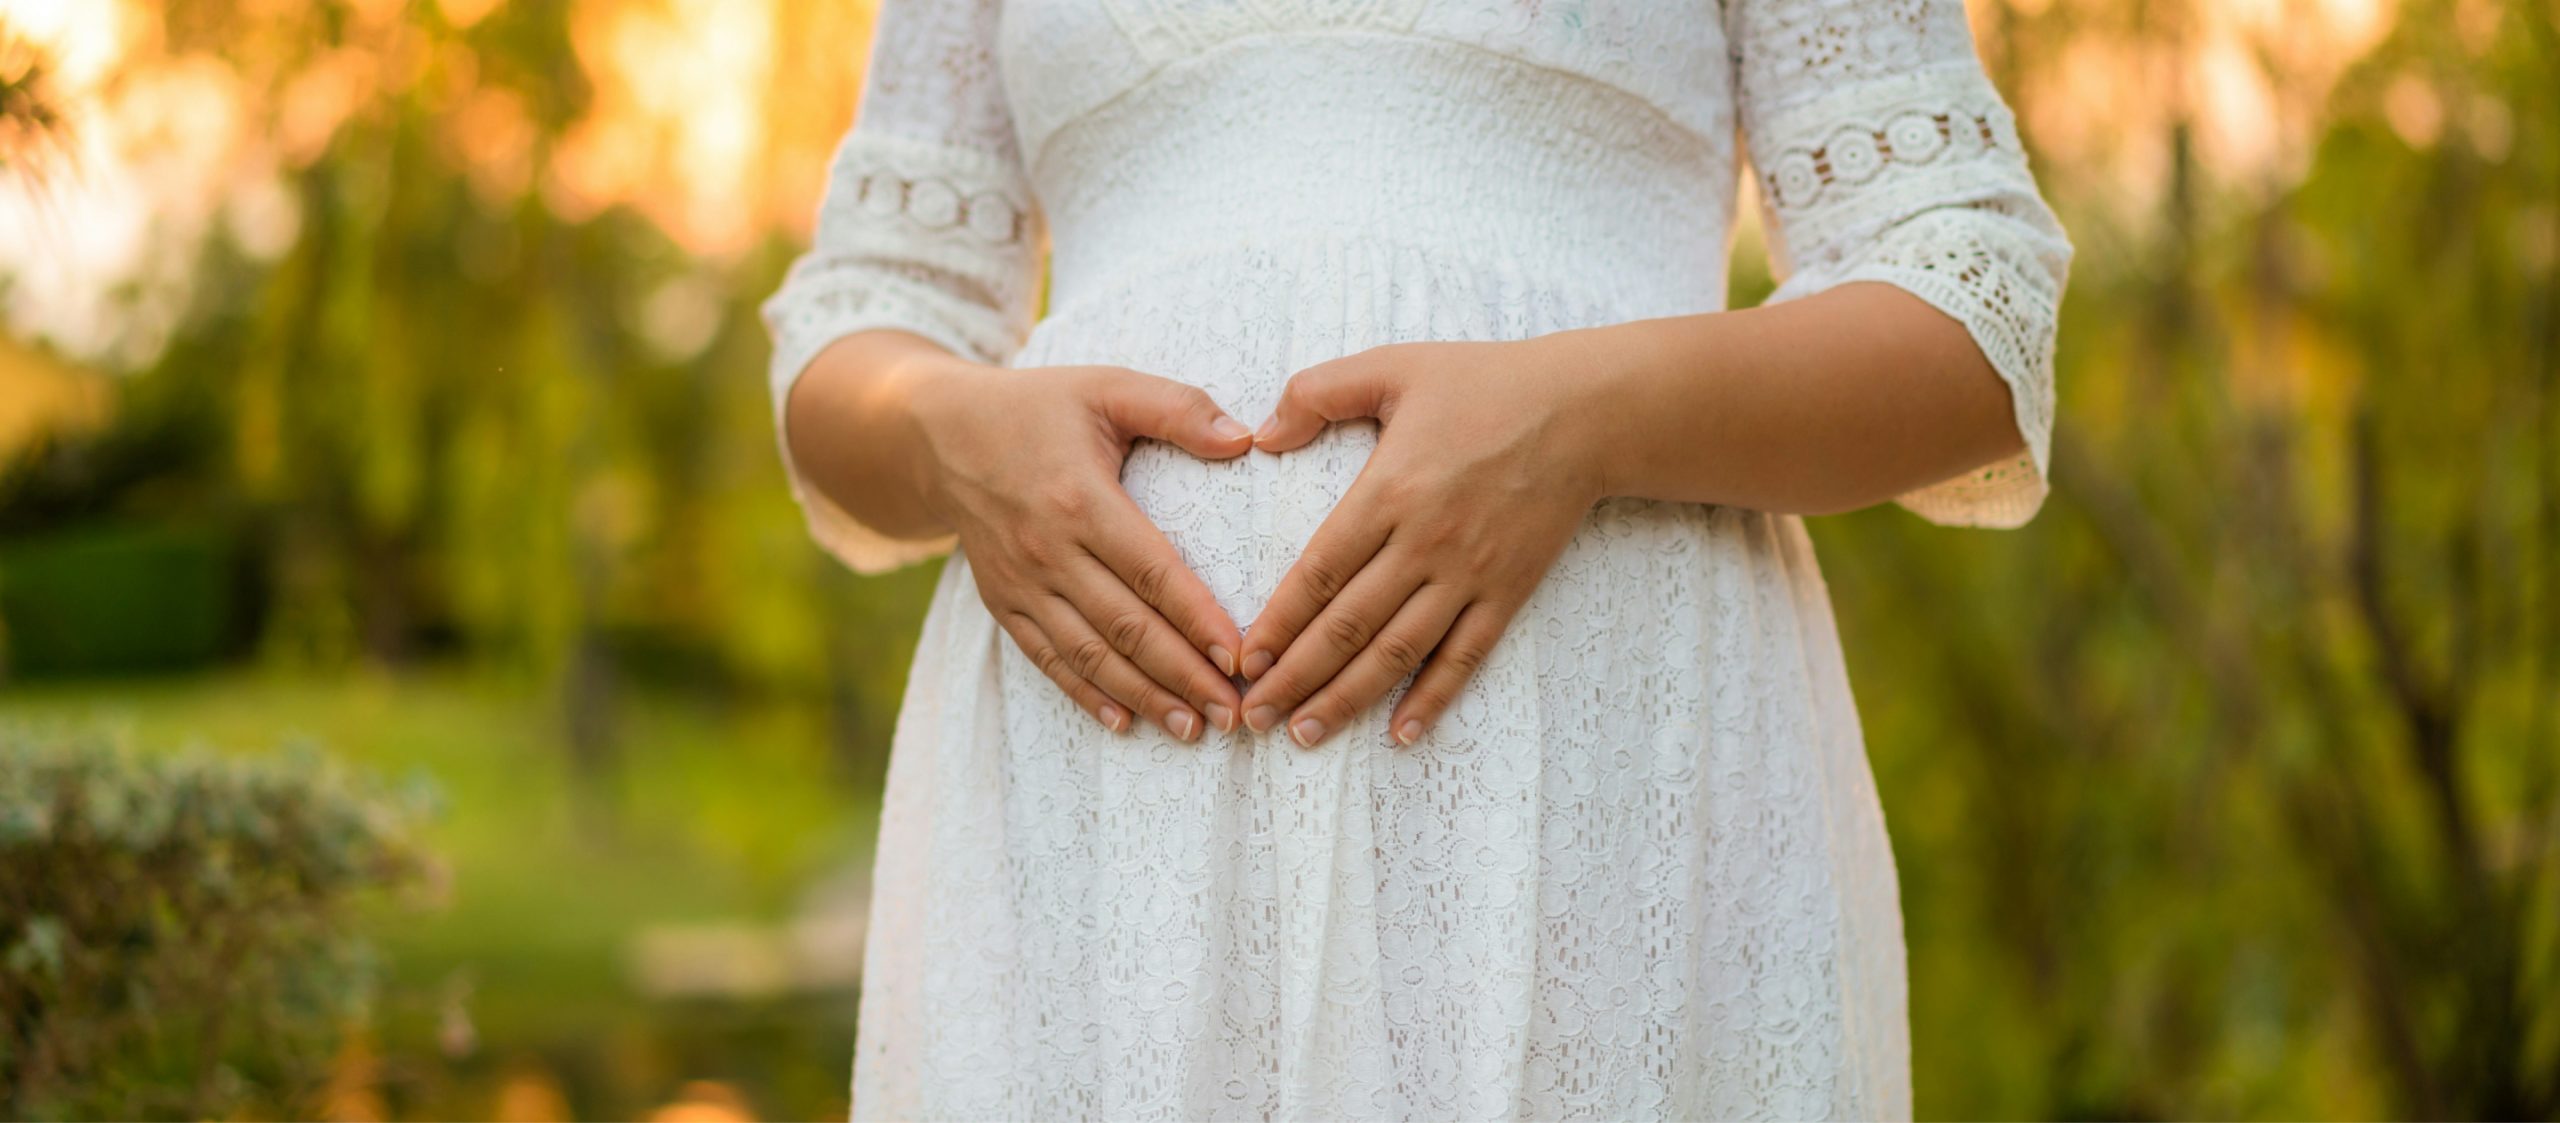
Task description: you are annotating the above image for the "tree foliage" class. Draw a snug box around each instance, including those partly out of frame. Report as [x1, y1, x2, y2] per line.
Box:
[1809, 0, 2559, 1115]
[0, 0, 2551, 1117]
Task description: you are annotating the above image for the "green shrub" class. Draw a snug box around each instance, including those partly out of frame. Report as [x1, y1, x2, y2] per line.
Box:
[0, 522, 248, 680]
[0, 726, 436, 1119]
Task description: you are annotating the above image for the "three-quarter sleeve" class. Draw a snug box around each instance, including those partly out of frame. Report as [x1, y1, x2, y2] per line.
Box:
[759, 0, 1045, 573]
[1726, 0, 2073, 528]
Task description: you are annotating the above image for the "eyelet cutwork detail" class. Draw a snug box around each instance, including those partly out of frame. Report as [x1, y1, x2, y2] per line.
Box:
[852, 171, 1030, 243]
[851, 171, 1029, 245]
[763, 132, 1043, 381]
[1760, 107, 2006, 210]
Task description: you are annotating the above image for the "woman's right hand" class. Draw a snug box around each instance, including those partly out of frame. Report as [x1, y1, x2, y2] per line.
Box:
[844, 344, 1253, 740]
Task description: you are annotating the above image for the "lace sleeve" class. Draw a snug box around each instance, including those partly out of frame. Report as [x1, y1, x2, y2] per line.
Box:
[758, 0, 1045, 573]
[1726, 0, 2073, 528]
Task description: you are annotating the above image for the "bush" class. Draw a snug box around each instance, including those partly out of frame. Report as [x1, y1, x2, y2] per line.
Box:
[0, 726, 436, 1119]
[0, 522, 250, 680]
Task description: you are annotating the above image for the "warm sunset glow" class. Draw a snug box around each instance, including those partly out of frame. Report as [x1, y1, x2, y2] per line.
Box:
[0, 0, 876, 363]
[553, 0, 775, 254]
[0, 0, 2419, 364]
[0, 3, 2544, 1119]
[1997, 0, 2403, 213]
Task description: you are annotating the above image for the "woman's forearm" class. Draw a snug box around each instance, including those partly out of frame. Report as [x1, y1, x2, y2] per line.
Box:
[1552, 281, 2027, 516]
[790, 282, 2022, 544]
[782, 329, 968, 541]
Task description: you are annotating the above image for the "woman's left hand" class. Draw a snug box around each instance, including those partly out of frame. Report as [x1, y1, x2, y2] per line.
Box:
[1236, 335, 1607, 748]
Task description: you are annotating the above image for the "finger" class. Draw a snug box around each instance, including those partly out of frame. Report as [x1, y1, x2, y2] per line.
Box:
[1240, 546, 1423, 732]
[1254, 351, 1400, 453]
[995, 609, 1130, 733]
[1386, 602, 1513, 746]
[1060, 550, 1241, 733]
[1238, 488, 1395, 683]
[1282, 585, 1466, 749]
[1031, 593, 1208, 743]
[1084, 495, 1246, 679]
[1095, 370, 1255, 460]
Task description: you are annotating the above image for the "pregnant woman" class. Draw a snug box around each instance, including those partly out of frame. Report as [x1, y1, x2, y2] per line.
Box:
[763, 0, 2070, 1117]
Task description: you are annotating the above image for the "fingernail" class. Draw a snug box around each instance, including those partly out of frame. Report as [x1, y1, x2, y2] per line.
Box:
[1099, 703, 1129, 733]
[1242, 650, 1275, 680]
[1167, 709, 1200, 741]
[1205, 702, 1236, 733]
[1394, 719, 1423, 746]
[1246, 705, 1280, 733]
[1211, 416, 1252, 441]
[1290, 716, 1327, 748]
[1208, 644, 1236, 677]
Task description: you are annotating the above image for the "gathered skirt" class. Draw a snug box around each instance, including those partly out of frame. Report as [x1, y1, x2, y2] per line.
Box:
[850, 235, 1910, 1121]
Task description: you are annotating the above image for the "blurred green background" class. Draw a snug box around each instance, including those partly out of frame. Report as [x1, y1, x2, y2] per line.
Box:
[0, 0, 2551, 1119]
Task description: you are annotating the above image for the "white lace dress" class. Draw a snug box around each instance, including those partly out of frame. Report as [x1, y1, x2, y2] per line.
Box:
[761, 0, 2070, 1118]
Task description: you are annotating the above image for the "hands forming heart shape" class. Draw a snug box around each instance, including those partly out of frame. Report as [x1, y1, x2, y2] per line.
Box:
[912, 335, 1605, 749]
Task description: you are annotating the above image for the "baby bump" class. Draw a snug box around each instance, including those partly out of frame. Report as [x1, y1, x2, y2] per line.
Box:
[1007, 238, 1699, 633]
[1012, 301, 1374, 624]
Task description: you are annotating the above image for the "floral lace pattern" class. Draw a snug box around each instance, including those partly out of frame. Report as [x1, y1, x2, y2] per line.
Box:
[1759, 105, 2010, 213]
[759, 0, 2070, 1118]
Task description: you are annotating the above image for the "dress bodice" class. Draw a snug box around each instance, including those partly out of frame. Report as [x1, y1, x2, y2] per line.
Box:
[994, 1, 1737, 172]
[762, 0, 2073, 575]
[982, 1, 2015, 315]
[1017, 24, 1737, 318]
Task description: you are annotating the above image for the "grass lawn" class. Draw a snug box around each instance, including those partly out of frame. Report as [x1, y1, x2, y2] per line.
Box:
[1, 667, 883, 1120]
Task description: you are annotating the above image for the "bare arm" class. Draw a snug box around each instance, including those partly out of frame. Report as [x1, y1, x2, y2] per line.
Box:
[783, 330, 968, 543]
[1230, 286, 2026, 745]
[1558, 281, 2026, 515]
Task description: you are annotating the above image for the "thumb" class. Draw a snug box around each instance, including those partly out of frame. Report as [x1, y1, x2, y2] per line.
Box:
[1094, 370, 1256, 460]
[1254, 354, 1398, 453]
